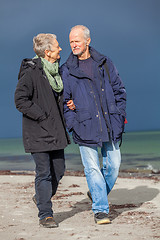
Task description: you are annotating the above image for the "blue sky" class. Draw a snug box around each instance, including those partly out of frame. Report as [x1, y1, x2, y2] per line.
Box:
[0, 0, 160, 138]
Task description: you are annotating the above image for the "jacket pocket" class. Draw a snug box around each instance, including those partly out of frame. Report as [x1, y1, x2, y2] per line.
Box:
[110, 113, 125, 141]
[39, 116, 55, 135]
[108, 103, 120, 114]
[77, 111, 91, 124]
[108, 103, 125, 141]
[73, 110, 93, 140]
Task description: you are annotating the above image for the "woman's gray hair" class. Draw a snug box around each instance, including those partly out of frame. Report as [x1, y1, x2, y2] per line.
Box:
[33, 33, 57, 57]
[70, 25, 90, 41]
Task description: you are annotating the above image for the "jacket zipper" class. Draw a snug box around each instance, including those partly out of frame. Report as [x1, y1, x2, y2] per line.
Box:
[98, 66, 111, 134]
[88, 79, 103, 133]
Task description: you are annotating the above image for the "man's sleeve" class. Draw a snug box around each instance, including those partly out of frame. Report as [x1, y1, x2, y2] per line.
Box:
[61, 66, 76, 132]
[107, 59, 127, 117]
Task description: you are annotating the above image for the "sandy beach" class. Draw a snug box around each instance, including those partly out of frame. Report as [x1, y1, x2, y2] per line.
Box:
[0, 171, 160, 240]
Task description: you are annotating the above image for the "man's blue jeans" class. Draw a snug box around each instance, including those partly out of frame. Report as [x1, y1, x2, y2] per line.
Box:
[79, 141, 121, 214]
[32, 150, 65, 220]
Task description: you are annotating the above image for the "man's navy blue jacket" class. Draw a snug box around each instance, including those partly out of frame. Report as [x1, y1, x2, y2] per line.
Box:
[61, 47, 126, 147]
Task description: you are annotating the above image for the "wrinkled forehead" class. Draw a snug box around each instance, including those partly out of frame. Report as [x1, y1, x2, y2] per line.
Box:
[53, 39, 58, 46]
[69, 28, 85, 40]
[50, 39, 59, 49]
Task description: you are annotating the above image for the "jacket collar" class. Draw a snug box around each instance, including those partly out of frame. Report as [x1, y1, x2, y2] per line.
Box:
[66, 47, 106, 78]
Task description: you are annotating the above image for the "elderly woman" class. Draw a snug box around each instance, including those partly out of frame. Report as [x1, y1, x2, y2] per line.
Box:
[15, 33, 70, 228]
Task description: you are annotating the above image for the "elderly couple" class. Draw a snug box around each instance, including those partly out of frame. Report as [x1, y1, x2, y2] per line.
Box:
[15, 25, 126, 228]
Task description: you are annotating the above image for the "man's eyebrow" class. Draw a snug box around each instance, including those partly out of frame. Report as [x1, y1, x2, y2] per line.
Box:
[70, 40, 79, 43]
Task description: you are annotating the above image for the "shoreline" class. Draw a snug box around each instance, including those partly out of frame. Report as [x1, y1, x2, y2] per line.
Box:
[0, 169, 160, 181]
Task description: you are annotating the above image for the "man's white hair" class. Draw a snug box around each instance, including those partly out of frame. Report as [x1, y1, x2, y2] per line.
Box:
[70, 25, 90, 40]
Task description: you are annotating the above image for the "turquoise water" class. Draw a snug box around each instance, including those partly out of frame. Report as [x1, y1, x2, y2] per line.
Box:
[0, 131, 160, 172]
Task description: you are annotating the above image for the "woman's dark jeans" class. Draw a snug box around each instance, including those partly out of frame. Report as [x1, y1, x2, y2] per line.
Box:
[32, 150, 65, 220]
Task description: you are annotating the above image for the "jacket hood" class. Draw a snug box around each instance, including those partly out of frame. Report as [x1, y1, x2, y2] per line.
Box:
[18, 57, 42, 80]
[65, 47, 106, 70]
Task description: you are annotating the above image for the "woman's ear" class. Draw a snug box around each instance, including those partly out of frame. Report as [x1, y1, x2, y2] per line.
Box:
[44, 49, 50, 57]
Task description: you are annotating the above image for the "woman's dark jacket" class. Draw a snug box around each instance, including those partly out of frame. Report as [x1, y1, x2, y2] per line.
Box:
[61, 47, 126, 147]
[15, 57, 70, 153]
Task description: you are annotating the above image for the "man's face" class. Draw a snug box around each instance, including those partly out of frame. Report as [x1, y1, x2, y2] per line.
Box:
[69, 28, 89, 57]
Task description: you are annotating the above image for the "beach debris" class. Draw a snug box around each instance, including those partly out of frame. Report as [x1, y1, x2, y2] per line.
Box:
[69, 184, 80, 188]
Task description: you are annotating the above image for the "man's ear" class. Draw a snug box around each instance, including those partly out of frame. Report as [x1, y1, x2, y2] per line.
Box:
[86, 38, 91, 46]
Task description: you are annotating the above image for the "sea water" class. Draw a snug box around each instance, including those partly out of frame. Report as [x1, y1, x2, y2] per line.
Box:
[0, 131, 160, 172]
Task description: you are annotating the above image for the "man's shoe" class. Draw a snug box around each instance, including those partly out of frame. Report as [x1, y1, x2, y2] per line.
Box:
[94, 212, 111, 224]
[87, 191, 92, 202]
[39, 217, 58, 228]
[32, 195, 37, 205]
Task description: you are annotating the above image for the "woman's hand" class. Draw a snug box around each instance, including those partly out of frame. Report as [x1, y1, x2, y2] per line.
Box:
[67, 100, 76, 110]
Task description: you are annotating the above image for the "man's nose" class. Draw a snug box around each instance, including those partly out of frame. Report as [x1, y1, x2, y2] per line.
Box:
[73, 42, 77, 48]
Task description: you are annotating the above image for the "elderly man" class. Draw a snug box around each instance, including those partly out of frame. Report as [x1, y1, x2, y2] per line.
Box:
[61, 25, 126, 224]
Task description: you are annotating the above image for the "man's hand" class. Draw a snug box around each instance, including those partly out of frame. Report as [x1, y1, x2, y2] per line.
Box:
[67, 100, 76, 110]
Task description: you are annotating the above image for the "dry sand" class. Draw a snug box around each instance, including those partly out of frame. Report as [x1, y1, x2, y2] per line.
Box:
[0, 172, 160, 240]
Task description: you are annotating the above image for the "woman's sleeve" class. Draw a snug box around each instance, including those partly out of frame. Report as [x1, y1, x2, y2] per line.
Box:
[14, 71, 47, 121]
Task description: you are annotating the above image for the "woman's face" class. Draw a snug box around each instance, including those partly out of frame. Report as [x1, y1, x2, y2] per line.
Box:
[44, 39, 62, 63]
